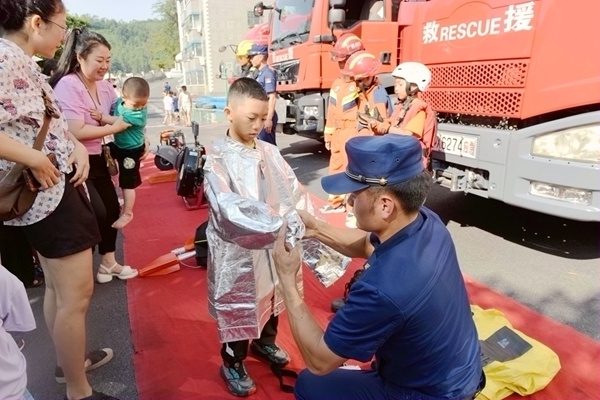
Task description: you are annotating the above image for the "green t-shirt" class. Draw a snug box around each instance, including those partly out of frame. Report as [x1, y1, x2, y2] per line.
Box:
[113, 98, 147, 150]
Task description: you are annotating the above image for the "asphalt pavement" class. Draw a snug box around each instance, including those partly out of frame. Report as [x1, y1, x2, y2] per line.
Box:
[24, 79, 599, 399]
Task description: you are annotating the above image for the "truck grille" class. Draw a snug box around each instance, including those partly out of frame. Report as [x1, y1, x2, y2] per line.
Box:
[422, 60, 529, 118]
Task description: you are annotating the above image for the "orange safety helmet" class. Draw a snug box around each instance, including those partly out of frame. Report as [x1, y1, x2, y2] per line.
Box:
[341, 51, 382, 79]
[330, 33, 365, 61]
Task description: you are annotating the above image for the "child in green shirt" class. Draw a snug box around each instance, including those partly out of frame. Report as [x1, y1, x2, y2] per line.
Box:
[93, 77, 150, 229]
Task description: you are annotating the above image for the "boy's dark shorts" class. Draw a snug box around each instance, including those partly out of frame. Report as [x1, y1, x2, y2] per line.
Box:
[107, 142, 145, 189]
[21, 172, 101, 259]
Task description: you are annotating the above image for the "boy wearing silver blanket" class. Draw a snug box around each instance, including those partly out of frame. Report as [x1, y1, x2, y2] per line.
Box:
[203, 78, 348, 397]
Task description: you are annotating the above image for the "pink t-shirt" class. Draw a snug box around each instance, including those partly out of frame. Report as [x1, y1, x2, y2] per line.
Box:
[54, 73, 117, 155]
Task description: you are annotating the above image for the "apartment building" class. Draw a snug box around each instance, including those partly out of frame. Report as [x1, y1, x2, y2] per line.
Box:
[176, 0, 264, 96]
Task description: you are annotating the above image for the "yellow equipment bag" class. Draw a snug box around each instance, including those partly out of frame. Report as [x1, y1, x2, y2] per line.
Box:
[472, 306, 561, 400]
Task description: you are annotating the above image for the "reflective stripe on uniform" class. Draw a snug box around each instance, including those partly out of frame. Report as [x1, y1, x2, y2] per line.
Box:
[341, 91, 359, 112]
[342, 98, 358, 112]
[329, 90, 338, 106]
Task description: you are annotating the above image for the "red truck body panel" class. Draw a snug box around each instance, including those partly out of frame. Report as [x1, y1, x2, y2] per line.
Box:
[269, 0, 600, 119]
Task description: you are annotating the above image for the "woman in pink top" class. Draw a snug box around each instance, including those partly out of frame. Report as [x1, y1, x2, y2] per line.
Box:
[51, 28, 139, 284]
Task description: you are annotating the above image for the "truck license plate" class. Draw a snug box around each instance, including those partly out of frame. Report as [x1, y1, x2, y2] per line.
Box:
[434, 133, 478, 159]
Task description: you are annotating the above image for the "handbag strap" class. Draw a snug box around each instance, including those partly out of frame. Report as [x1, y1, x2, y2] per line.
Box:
[2, 90, 58, 178]
[33, 90, 59, 151]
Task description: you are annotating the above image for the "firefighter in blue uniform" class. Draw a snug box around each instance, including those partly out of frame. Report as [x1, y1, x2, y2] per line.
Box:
[248, 44, 278, 146]
[271, 135, 486, 400]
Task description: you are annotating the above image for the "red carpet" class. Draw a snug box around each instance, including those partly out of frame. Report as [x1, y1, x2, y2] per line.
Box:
[124, 157, 600, 399]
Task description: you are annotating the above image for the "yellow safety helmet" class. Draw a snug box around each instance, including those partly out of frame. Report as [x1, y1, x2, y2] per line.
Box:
[236, 40, 254, 57]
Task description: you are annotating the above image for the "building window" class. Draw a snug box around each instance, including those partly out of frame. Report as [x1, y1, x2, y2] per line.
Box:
[194, 43, 203, 57]
[186, 42, 203, 58]
[191, 13, 202, 29]
[247, 11, 263, 28]
[186, 68, 206, 86]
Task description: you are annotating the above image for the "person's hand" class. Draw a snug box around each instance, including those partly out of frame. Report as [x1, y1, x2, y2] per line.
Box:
[139, 136, 151, 161]
[358, 112, 390, 135]
[273, 220, 302, 288]
[67, 141, 90, 186]
[29, 151, 60, 190]
[90, 108, 102, 122]
[297, 209, 319, 239]
[357, 111, 376, 127]
[358, 112, 377, 126]
[369, 120, 390, 135]
[111, 117, 131, 133]
[324, 139, 331, 151]
[264, 118, 274, 133]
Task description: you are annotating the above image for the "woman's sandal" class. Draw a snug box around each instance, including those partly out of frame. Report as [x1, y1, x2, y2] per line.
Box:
[96, 263, 138, 283]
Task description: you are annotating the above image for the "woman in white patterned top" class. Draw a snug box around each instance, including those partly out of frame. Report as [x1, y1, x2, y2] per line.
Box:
[0, 0, 117, 399]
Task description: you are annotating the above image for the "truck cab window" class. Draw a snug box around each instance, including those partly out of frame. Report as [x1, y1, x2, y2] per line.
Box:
[392, 0, 399, 21]
[343, 0, 385, 28]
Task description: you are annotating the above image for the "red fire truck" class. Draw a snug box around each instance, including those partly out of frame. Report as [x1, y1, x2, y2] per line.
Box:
[254, 0, 600, 221]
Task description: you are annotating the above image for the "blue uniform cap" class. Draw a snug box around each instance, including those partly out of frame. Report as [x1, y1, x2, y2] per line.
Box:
[248, 44, 268, 56]
[321, 135, 424, 195]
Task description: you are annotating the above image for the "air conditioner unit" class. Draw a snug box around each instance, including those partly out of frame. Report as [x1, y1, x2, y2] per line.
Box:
[198, 57, 206, 66]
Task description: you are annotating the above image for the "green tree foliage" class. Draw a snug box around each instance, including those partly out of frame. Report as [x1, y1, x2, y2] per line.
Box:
[50, 14, 90, 60]
[150, 0, 180, 70]
[81, 16, 162, 73]
[59, 2, 180, 74]
[67, 15, 89, 29]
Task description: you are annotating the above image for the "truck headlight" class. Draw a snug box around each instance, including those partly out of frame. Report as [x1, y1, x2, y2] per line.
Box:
[531, 124, 600, 163]
[303, 106, 319, 117]
[529, 182, 592, 206]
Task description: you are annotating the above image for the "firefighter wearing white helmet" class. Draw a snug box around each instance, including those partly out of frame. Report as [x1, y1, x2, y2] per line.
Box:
[392, 61, 432, 92]
[359, 61, 437, 168]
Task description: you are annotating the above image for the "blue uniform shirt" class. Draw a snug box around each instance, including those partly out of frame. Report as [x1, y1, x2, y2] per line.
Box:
[255, 65, 277, 94]
[324, 207, 482, 398]
[254, 65, 278, 145]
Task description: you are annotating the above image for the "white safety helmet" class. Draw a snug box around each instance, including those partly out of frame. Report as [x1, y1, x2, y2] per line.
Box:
[391, 62, 432, 92]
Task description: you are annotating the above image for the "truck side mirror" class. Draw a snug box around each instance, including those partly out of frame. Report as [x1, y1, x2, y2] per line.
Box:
[254, 2, 264, 17]
[328, 9, 346, 26]
[329, 0, 346, 7]
[218, 46, 227, 53]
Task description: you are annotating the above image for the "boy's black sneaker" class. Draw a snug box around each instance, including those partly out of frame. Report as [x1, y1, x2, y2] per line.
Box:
[250, 341, 290, 367]
[220, 362, 257, 397]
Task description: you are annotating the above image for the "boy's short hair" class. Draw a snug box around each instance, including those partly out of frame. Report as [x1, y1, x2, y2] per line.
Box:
[227, 77, 268, 106]
[122, 77, 150, 99]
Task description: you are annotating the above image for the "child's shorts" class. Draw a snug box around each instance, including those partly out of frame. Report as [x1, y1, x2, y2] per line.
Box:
[107, 142, 145, 189]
